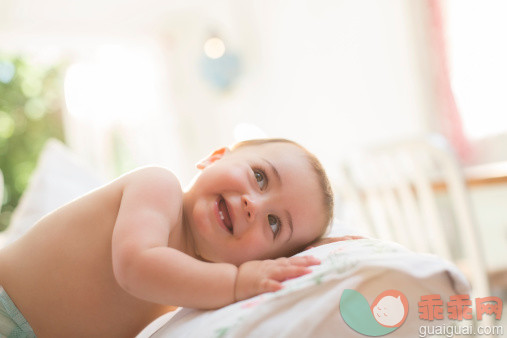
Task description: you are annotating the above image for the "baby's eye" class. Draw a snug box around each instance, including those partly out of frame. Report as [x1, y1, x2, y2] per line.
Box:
[253, 169, 267, 190]
[268, 215, 281, 238]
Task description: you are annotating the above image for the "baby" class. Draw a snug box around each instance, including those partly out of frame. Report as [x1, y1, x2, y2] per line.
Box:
[0, 138, 335, 337]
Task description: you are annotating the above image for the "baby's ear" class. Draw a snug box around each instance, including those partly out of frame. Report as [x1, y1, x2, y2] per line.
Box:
[196, 147, 230, 170]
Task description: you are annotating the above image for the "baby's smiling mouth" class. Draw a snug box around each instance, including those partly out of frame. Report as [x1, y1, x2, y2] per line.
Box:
[218, 196, 233, 234]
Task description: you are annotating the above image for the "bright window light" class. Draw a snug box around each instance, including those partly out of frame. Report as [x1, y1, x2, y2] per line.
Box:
[446, 0, 507, 139]
[64, 44, 159, 127]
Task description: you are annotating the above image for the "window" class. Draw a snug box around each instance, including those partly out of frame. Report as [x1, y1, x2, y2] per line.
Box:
[445, 0, 507, 139]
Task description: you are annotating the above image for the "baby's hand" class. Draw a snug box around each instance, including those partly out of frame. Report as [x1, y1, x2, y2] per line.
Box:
[233, 256, 320, 302]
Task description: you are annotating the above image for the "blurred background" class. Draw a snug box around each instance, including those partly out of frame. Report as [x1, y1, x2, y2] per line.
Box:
[0, 0, 506, 235]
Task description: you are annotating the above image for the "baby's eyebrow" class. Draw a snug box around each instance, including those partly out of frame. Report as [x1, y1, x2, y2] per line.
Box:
[261, 157, 282, 185]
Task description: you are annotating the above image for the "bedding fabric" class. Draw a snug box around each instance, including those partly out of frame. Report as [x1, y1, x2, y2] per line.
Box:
[149, 238, 469, 338]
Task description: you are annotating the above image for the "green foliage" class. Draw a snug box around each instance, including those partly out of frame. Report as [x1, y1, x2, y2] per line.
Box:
[0, 54, 65, 231]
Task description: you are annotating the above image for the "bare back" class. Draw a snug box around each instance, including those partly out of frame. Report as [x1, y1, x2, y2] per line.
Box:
[0, 175, 176, 337]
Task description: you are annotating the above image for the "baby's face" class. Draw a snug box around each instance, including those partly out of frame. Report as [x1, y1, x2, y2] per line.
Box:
[183, 142, 326, 265]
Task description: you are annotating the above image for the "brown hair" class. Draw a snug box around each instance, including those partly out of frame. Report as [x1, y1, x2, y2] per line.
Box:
[231, 138, 334, 243]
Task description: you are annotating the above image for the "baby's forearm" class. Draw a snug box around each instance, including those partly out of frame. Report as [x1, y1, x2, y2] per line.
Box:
[114, 247, 238, 309]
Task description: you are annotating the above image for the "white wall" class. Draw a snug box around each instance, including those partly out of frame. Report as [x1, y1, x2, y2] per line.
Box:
[156, 0, 437, 184]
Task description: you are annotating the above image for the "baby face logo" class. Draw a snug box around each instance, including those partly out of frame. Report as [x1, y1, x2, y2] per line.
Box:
[340, 289, 409, 336]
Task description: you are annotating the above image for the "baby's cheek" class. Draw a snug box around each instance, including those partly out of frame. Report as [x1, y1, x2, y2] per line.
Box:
[242, 237, 271, 259]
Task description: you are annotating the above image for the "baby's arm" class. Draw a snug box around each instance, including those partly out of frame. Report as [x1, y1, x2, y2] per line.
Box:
[112, 167, 237, 309]
[111, 167, 316, 309]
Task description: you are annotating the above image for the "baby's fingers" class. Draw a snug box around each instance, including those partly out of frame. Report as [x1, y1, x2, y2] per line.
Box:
[272, 265, 312, 282]
[260, 278, 283, 294]
[286, 256, 320, 267]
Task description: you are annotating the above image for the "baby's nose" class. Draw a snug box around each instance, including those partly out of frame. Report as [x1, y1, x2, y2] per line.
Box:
[241, 195, 256, 221]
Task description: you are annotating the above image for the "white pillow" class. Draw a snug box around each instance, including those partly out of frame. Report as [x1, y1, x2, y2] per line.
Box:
[147, 238, 469, 338]
[2, 139, 105, 245]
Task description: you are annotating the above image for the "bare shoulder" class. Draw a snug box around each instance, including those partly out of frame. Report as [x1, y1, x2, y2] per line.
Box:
[117, 166, 182, 212]
[120, 166, 181, 189]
